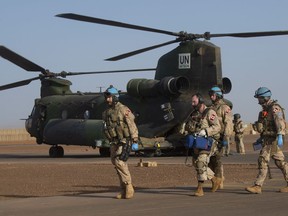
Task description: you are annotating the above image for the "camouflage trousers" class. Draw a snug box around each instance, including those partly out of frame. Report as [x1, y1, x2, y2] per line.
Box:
[235, 134, 245, 154]
[110, 143, 132, 185]
[193, 152, 215, 181]
[209, 142, 224, 178]
[255, 137, 288, 186]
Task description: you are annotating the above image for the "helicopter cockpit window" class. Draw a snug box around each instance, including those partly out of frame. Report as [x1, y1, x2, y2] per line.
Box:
[61, 110, 68, 119]
[84, 110, 90, 119]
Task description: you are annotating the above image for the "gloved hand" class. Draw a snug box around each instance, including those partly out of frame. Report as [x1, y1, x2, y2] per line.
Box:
[198, 129, 206, 137]
[221, 140, 228, 146]
[277, 134, 283, 147]
[131, 143, 139, 151]
[221, 135, 229, 146]
[256, 138, 263, 144]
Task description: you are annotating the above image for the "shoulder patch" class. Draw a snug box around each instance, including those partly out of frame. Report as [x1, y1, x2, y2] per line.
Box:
[272, 106, 281, 114]
[209, 113, 216, 121]
[124, 109, 131, 117]
[225, 106, 231, 114]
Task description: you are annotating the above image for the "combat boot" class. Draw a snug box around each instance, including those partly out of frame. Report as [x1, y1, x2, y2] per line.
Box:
[280, 184, 288, 193]
[211, 177, 222, 192]
[219, 176, 225, 189]
[116, 183, 126, 199]
[194, 181, 204, 197]
[245, 185, 262, 194]
[125, 183, 134, 199]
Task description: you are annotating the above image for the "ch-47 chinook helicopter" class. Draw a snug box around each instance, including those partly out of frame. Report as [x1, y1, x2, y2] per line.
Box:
[0, 45, 155, 157]
[2, 13, 288, 158]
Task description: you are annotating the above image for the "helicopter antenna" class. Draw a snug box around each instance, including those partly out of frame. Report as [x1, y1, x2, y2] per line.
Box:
[96, 86, 105, 93]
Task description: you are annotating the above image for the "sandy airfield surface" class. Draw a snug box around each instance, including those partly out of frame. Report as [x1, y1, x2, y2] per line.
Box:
[0, 135, 287, 201]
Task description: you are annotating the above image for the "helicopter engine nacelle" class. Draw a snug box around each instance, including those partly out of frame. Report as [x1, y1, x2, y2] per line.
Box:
[43, 119, 106, 146]
[222, 77, 232, 94]
[126, 76, 189, 97]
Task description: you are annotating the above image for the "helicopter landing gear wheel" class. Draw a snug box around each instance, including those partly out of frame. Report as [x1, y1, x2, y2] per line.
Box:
[154, 149, 162, 157]
[49, 146, 64, 158]
[99, 148, 110, 157]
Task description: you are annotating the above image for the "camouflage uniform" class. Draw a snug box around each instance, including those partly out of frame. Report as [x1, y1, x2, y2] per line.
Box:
[209, 99, 233, 190]
[252, 100, 288, 187]
[102, 102, 138, 199]
[186, 107, 221, 181]
[233, 118, 245, 154]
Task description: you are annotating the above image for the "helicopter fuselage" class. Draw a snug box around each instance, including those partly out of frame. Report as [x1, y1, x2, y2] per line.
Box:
[24, 40, 232, 157]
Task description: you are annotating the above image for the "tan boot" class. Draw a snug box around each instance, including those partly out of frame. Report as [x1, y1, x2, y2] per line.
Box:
[219, 176, 225, 189]
[211, 177, 222, 192]
[245, 185, 262, 194]
[194, 181, 204, 197]
[125, 183, 134, 199]
[116, 191, 125, 199]
[280, 184, 288, 193]
[115, 184, 126, 199]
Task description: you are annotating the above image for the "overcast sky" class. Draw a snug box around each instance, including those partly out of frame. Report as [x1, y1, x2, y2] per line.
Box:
[1, 0, 288, 129]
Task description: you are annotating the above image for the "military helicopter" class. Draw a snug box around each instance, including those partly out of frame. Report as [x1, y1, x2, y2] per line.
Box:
[2, 13, 288, 158]
[0, 45, 155, 157]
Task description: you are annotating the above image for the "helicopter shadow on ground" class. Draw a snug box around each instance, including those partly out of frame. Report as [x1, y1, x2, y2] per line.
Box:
[0, 194, 39, 200]
[0, 153, 98, 159]
[0, 152, 189, 160]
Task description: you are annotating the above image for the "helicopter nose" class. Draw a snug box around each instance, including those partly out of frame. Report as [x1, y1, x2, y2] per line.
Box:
[25, 118, 33, 132]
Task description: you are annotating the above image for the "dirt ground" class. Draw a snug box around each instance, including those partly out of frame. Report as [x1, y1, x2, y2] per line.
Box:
[0, 163, 256, 200]
[0, 134, 287, 201]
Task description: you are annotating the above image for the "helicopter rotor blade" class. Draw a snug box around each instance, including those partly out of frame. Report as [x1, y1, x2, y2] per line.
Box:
[0, 76, 40, 91]
[105, 39, 180, 61]
[56, 13, 179, 37]
[58, 68, 156, 77]
[0, 46, 46, 73]
[210, 30, 288, 38]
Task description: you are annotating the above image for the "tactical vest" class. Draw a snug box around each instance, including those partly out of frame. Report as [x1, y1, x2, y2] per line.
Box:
[211, 100, 232, 135]
[103, 103, 131, 141]
[185, 110, 202, 133]
[185, 107, 212, 134]
[234, 120, 243, 134]
[256, 100, 285, 136]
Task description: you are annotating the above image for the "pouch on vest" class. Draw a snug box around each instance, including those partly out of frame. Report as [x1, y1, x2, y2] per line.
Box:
[194, 136, 213, 150]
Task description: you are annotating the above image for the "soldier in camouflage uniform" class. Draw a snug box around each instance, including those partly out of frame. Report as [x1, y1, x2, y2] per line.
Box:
[185, 93, 222, 196]
[208, 86, 233, 190]
[233, 113, 246, 154]
[102, 86, 139, 199]
[245, 87, 288, 194]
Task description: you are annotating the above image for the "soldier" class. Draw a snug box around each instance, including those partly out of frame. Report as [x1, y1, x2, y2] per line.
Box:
[185, 93, 222, 196]
[233, 113, 246, 154]
[102, 85, 139, 199]
[208, 86, 233, 190]
[245, 87, 288, 194]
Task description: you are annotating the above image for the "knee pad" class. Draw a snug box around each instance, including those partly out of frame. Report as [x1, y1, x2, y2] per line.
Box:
[196, 160, 205, 174]
[275, 159, 285, 169]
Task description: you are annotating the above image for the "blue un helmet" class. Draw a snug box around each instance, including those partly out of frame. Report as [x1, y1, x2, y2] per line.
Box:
[254, 87, 271, 98]
[104, 85, 119, 101]
[208, 86, 223, 98]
